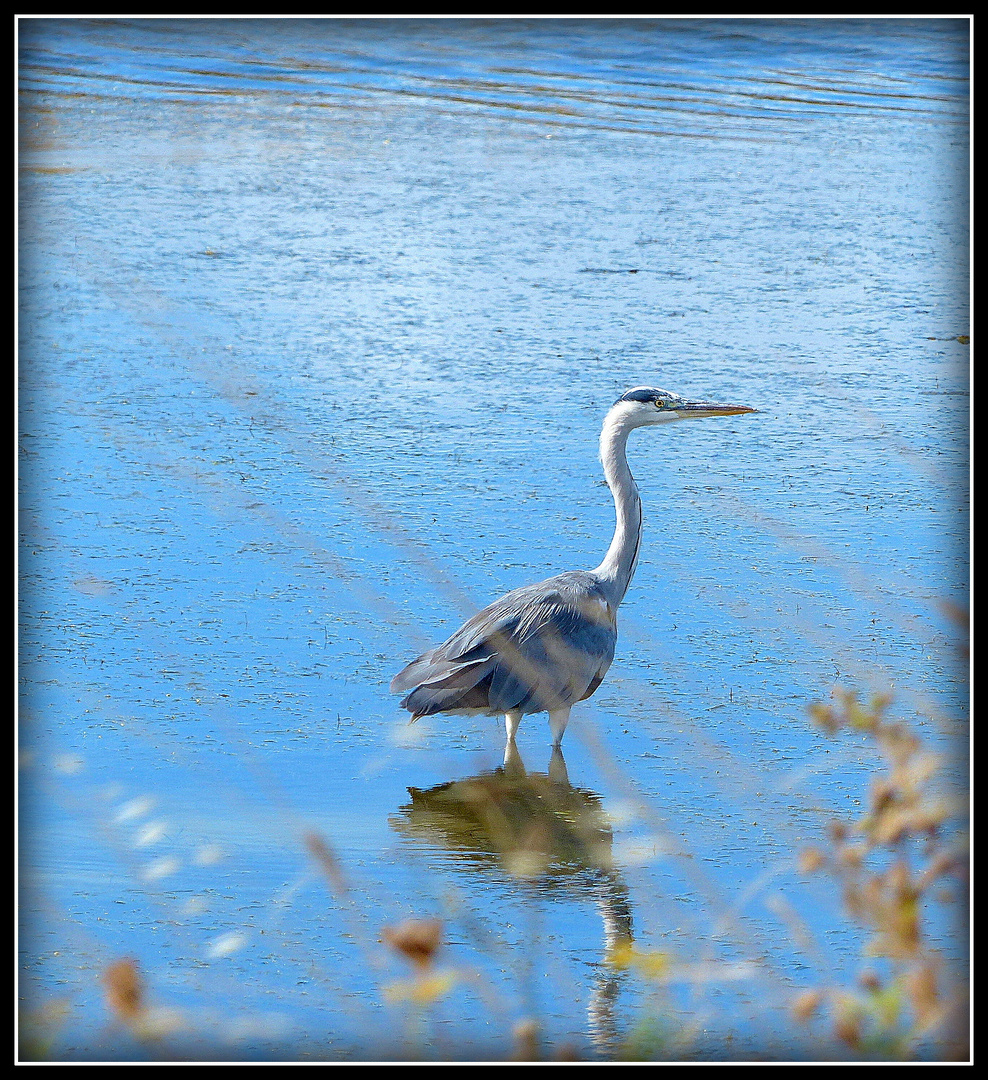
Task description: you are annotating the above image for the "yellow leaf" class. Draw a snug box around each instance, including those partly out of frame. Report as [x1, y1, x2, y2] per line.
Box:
[383, 970, 457, 1006]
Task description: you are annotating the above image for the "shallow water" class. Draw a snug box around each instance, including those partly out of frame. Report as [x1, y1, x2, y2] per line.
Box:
[19, 17, 968, 1062]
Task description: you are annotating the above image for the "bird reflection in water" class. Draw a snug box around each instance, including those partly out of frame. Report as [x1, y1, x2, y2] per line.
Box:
[391, 745, 635, 1056]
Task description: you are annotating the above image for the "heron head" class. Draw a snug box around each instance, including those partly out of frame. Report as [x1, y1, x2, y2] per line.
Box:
[616, 386, 756, 427]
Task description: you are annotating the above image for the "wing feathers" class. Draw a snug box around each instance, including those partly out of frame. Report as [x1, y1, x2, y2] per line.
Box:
[391, 572, 617, 718]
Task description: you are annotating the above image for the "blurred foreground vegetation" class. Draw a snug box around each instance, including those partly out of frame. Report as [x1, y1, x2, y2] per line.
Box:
[20, 689, 969, 1063]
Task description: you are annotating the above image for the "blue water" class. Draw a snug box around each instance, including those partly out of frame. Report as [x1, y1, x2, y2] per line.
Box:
[19, 17, 968, 1062]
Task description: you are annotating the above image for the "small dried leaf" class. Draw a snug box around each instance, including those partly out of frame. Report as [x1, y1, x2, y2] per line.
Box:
[907, 964, 941, 1027]
[382, 918, 443, 969]
[833, 998, 862, 1050]
[103, 958, 144, 1022]
[792, 989, 823, 1022]
[304, 832, 349, 895]
[512, 1019, 540, 1061]
[606, 942, 671, 979]
[799, 848, 826, 874]
[382, 970, 456, 1006]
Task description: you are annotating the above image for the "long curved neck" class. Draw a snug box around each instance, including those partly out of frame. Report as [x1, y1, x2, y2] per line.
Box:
[591, 410, 643, 608]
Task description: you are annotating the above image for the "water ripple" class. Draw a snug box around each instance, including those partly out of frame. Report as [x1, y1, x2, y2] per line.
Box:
[19, 18, 969, 143]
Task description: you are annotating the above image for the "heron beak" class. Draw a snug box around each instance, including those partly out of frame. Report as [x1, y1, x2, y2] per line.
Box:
[676, 401, 757, 419]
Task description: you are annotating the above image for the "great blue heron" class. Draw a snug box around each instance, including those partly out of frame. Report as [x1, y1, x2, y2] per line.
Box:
[391, 387, 755, 748]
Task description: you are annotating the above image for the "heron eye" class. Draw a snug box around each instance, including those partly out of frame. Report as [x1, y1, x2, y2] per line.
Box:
[654, 400, 665, 409]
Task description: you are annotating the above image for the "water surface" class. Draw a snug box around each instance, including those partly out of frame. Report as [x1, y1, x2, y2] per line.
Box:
[19, 17, 969, 1062]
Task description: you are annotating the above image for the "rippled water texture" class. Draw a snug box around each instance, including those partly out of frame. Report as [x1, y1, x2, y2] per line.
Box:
[19, 18, 969, 1063]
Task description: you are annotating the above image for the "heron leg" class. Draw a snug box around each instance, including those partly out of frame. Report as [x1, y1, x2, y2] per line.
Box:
[549, 708, 571, 747]
[505, 710, 522, 743]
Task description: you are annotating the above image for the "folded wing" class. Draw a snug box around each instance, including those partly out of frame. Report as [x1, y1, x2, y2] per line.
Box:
[391, 571, 617, 719]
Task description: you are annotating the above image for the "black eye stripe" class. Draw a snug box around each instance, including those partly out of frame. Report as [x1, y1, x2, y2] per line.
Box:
[619, 387, 669, 404]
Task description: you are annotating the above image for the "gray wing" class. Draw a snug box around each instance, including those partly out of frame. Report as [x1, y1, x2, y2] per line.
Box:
[391, 571, 617, 718]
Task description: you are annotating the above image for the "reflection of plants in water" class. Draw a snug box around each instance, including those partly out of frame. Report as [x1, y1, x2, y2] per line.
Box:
[790, 690, 968, 1061]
